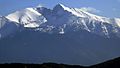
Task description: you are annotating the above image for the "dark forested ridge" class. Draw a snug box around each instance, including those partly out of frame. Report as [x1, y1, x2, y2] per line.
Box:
[90, 57, 120, 68]
[0, 57, 120, 68]
[0, 63, 86, 68]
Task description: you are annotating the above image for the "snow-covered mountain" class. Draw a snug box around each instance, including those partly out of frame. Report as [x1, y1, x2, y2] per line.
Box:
[6, 8, 47, 28]
[4, 4, 120, 38]
[0, 4, 120, 66]
[0, 16, 18, 39]
[0, 4, 118, 38]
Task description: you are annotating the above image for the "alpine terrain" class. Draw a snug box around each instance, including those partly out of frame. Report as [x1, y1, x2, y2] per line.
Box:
[0, 4, 120, 66]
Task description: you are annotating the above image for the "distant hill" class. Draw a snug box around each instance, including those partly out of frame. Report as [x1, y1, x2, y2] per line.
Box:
[90, 57, 120, 68]
[0, 63, 86, 68]
[0, 57, 120, 68]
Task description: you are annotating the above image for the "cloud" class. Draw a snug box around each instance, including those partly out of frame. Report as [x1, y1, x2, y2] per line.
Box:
[80, 7, 101, 13]
[37, 4, 43, 7]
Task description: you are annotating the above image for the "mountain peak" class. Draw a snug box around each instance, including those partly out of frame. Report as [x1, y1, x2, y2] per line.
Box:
[6, 7, 47, 28]
[3, 4, 120, 38]
[55, 3, 65, 8]
[1, 4, 120, 66]
[54, 3, 71, 11]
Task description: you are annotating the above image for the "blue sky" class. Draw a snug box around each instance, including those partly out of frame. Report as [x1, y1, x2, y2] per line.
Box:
[0, 0, 120, 18]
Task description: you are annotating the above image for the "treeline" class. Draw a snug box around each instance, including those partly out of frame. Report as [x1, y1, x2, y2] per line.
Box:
[0, 57, 120, 68]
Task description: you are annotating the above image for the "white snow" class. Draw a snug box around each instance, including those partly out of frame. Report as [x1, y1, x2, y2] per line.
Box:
[24, 23, 39, 28]
[57, 4, 111, 23]
[26, 8, 41, 16]
[3, 3, 120, 37]
[114, 18, 120, 27]
[52, 4, 120, 37]
[59, 28, 64, 34]
[6, 8, 47, 28]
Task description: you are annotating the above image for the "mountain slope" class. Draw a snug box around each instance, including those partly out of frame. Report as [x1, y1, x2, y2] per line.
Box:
[3, 4, 120, 38]
[35, 4, 120, 37]
[0, 4, 120, 66]
[90, 57, 120, 68]
[0, 29, 120, 66]
[0, 16, 18, 39]
[6, 8, 47, 28]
